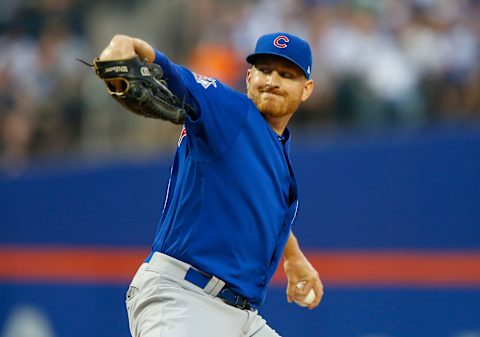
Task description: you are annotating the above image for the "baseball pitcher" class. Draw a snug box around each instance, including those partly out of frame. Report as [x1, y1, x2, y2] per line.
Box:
[92, 32, 323, 337]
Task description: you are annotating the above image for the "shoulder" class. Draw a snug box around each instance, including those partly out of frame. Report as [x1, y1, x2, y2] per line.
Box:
[182, 68, 249, 103]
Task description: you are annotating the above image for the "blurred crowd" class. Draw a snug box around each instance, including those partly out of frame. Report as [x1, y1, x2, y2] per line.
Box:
[1, 0, 480, 175]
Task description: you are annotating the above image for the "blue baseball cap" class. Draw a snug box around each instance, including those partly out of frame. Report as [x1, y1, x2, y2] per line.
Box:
[246, 32, 312, 79]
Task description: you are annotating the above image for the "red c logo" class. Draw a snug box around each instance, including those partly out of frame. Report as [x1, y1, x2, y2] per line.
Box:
[273, 36, 289, 49]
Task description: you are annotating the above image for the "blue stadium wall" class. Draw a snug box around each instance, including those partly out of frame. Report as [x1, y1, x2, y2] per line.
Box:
[1, 124, 479, 337]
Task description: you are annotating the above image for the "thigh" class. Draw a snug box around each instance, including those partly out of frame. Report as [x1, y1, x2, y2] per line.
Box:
[251, 324, 281, 337]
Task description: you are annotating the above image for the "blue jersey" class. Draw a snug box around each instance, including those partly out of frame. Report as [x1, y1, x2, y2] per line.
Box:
[149, 50, 299, 307]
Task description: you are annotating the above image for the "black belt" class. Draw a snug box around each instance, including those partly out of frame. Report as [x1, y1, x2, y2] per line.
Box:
[184, 267, 252, 310]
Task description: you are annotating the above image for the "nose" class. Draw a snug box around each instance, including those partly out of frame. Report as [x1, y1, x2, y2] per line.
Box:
[266, 71, 280, 88]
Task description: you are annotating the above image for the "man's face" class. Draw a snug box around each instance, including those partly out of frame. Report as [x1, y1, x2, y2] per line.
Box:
[246, 55, 313, 119]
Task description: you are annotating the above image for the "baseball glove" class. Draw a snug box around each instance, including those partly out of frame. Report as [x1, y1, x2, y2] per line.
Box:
[86, 56, 188, 124]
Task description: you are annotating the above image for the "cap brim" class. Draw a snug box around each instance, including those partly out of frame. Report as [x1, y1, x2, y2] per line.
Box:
[246, 52, 309, 78]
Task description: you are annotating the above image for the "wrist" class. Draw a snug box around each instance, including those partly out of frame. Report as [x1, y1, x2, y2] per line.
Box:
[284, 250, 305, 264]
[132, 38, 155, 63]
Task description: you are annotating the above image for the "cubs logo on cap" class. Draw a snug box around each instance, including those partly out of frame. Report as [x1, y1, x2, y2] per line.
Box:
[273, 35, 289, 49]
[246, 32, 312, 79]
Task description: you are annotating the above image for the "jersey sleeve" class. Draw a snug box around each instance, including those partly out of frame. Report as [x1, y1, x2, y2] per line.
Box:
[153, 49, 200, 120]
[154, 49, 249, 161]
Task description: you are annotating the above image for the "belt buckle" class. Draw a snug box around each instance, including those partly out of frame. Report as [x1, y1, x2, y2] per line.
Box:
[220, 288, 250, 310]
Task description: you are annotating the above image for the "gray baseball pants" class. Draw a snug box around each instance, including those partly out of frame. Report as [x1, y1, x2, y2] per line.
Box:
[126, 252, 281, 337]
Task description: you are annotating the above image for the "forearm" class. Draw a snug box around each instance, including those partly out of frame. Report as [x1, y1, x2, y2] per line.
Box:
[283, 230, 323, 309]
[283, 230, 305, 261]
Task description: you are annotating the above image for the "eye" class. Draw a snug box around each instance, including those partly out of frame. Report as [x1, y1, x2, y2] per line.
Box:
[257, 66, 271, 74]
[280, 71, 294, 79]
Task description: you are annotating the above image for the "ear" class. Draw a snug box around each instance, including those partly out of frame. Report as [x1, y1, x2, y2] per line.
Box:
[246, 68, 252, 90]
[301, 79, 314, 102]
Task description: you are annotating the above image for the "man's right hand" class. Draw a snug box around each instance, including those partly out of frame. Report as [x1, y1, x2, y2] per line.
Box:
[99, 35, 136, 61]
[97, 35, 156, 92]
[99, 35, 156, 63]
